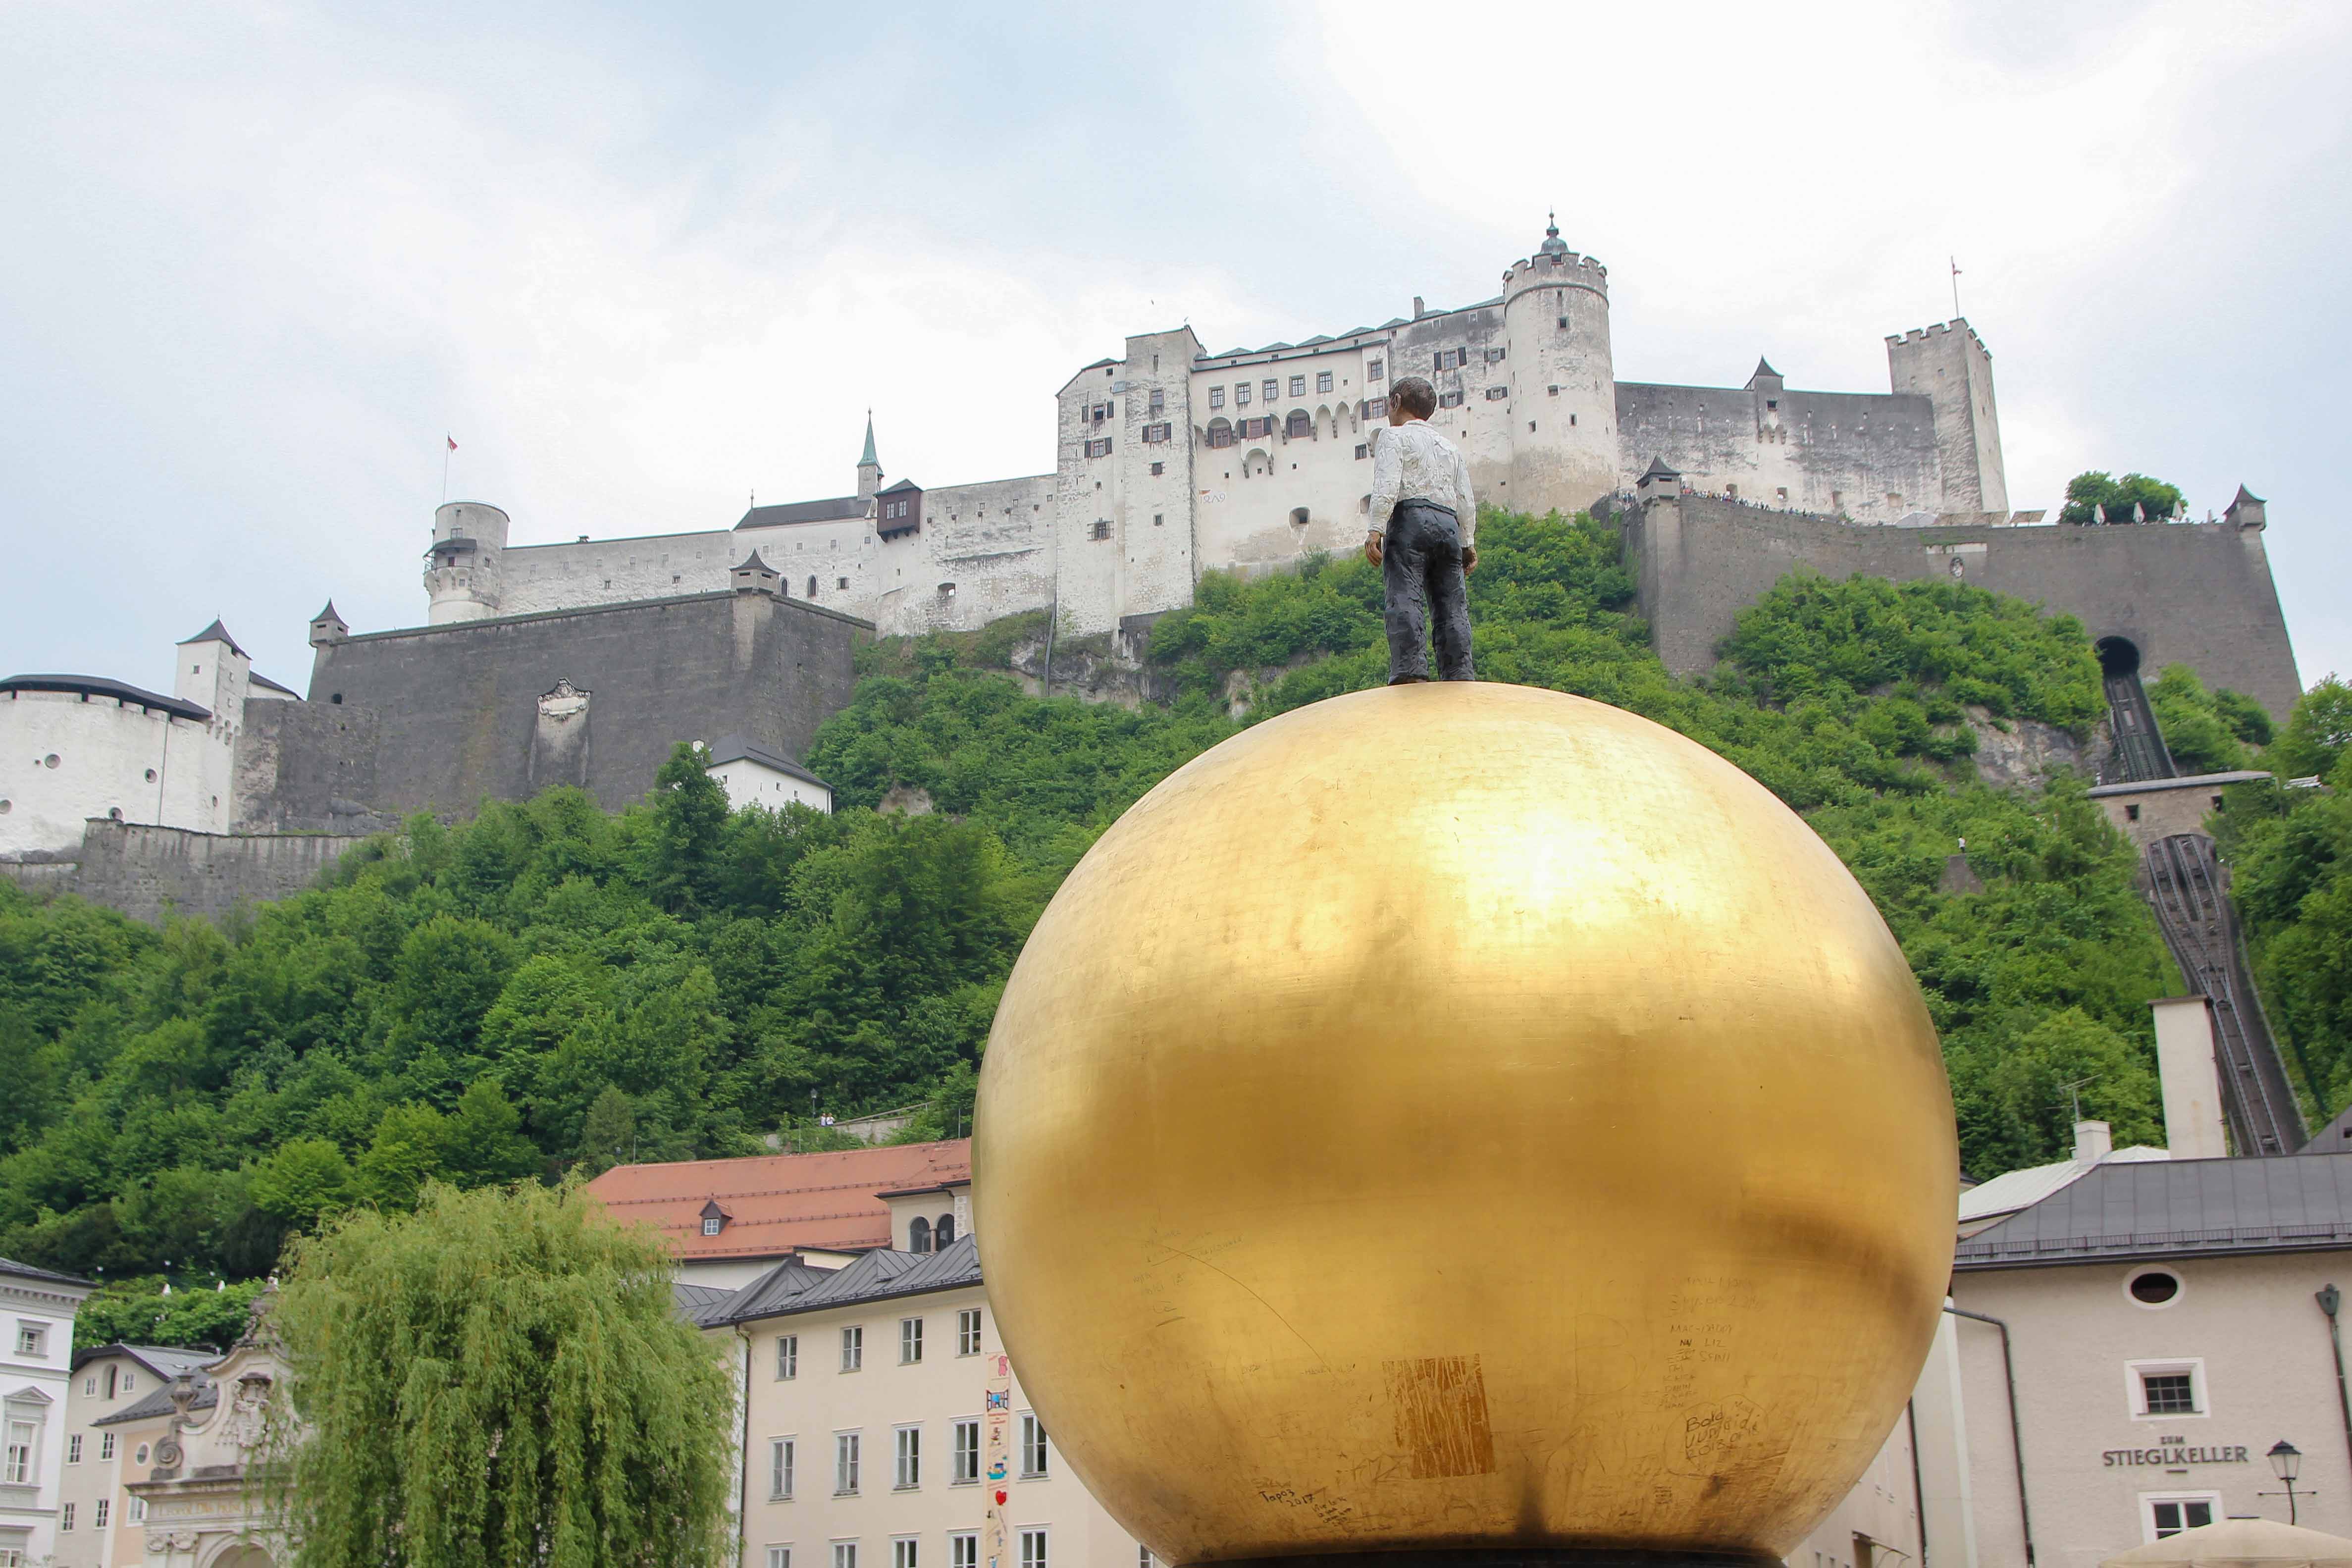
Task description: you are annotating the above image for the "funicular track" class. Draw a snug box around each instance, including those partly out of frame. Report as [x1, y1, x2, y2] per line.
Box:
[2143, 833, 2305, 1155]
[2102, 669, 2176, 784]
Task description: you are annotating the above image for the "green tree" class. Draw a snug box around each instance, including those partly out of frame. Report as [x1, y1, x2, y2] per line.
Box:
[441, 1079, 542, 1186]
[643, 742, 731, 913]
[248, 1138, 356, 1231]
[354, 1103, 450, 1211]
[73, 1276, 269, 1353]
[266, 1182, 735, 1568]
[2059, 470, 2185, 525]
[574, 1087, 637, 1175]
[2144, 666, 2255, 775]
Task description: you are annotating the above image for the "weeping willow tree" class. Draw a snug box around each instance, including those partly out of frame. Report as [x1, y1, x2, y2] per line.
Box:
[263, 1181, 735, 1568]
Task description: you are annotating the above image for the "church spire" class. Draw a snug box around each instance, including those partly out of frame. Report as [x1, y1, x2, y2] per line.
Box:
[857, 411, 881, 501]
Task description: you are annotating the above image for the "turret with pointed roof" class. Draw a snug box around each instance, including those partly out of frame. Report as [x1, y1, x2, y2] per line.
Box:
[178, 620, 248, 659]
[1746, 357, 1783, 393]
[856, 413, 882, 502]
[308, 601, 348, 647]
[731, 550, 782, 597]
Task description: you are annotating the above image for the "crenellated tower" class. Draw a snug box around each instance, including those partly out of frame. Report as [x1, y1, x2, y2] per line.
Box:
[1503, 216, 1618, 516]
[423, 501, 511, 624]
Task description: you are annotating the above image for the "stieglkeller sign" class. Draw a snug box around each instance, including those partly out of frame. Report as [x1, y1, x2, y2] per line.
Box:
[2103, 1442, 2254, 1467]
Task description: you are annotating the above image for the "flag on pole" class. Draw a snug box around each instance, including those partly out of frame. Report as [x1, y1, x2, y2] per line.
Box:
[447, 435, 458, 452]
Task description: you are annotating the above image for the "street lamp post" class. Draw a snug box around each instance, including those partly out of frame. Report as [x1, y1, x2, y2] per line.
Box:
[2262, 1439, 2315, 1526]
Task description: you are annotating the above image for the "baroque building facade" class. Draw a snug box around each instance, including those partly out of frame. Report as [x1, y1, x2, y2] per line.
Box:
[418, 218, 2015, 642]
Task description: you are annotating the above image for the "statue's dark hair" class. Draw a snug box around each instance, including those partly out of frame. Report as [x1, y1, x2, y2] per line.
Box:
[1391, 376, 1437, 419]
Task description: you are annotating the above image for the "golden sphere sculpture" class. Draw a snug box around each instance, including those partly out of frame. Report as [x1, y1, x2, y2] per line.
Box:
[975, 683, 1956, 1567]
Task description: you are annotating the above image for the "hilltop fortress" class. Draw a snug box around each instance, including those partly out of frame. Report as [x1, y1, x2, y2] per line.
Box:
[1, 217, 2302, 919]
[430, 218, 2019, 643]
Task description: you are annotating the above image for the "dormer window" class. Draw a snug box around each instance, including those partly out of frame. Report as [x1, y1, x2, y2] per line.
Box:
[910, 1217, 933, 1254]
[700, 1199, 728, 1237]
[702, 1217, 722, 1236]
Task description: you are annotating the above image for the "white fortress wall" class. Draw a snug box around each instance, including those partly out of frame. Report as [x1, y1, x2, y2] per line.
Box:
[1192, 333, 1387, 577]
[870, 473, 1057, 636]
[0, 693, 230, 856]
[499, 527, 750, 616]
[750, 515, 875, 612]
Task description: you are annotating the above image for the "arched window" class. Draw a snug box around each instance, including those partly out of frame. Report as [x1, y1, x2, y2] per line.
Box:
[808, 575, 819, 597]
[909, 1217, 933, 1254]
[1289, 508, 1309, 528]
[1206, 418, 1235, 449]
[935, 1214, 956, 1247]
[1285, 410, 1312, 439]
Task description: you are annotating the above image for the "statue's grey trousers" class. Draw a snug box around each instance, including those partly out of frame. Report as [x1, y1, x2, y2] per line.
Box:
[1382, 500, 1476, 683]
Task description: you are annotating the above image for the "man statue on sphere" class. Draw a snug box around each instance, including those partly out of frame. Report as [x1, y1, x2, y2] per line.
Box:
[1363, 375, 1476, 684]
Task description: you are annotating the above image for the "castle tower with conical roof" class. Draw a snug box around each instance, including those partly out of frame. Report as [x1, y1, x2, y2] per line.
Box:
[1503, 214, 1619, 516]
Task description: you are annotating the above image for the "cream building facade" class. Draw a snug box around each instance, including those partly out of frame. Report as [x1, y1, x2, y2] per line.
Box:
[49, 1347, 211, 1568]
[1, 1258, 93, 1568]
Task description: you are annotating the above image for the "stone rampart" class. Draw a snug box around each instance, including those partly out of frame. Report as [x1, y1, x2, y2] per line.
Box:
[1622, 496, 2302, 718]
[0, 820, 376, 925]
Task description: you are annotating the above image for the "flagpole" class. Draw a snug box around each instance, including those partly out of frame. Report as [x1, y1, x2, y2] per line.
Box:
[442, 438, 451, 504]
[1950, 257, 1962, 320]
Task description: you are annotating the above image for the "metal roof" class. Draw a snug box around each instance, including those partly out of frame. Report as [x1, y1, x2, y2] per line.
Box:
[720, 1233, 981, 1326]
[1957, 1144, 2171, 1225]
[70, 1343, 215, 1380]
[0, 675, 210, 722]
[706, 734, 828, 788]
[177, 620, 248, 657]
[734, 496, 869, 531]
[672, 1280, 741, 1328]
[1955, 1151, 2352, 1268]
[96, 1372, 221, 1427]
[0, 1254, 95, 1288]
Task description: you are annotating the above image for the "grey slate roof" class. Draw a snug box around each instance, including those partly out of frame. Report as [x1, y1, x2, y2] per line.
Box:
[247, 671, 301, 697]
[718, 1258, 833, 1323]
[705, 734, 827, 788]
[720, 1234, 981, 1326]
[97, 1373, 220, 1427]
[0, 675, 210, 722]
[71, 1344, 215, 1380]
[1954, 1151, 2352, 1269]
[177, 620, 248, 657]
[735, 496, 868, 531]
[0, 1254, 94, 1288]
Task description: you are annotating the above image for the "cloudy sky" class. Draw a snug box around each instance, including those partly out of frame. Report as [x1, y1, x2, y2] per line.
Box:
[4, 0, 2347, 698]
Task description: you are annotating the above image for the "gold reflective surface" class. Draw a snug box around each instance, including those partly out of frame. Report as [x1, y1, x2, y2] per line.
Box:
[975, 683, 1957, 1565]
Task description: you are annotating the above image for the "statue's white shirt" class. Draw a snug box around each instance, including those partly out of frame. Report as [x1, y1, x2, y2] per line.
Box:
[1368, 419, 1476, 545]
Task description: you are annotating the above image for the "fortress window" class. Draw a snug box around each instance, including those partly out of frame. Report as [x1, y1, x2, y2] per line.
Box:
[1150, 462, 1164, 476]
[1361, 397, 1387, 420]
[1439, 390, 1464, 409]
[1285, 411, 1312, 438]
[1557, 314, 1568, 329]
[1485, 347, 1507, 363]
[1568, 414, 1576, 425]
[1235, 384, 1250, 406]
[1262, 379, 1278, 402]
[1289, 375, 1306, 397]
[1208, 386, 1225, 409]
[1355, 445, 1367, 460]
[838, 577, 849, 590]
[1316, 371, 1334, 393]
[330, 694, 342, 704]
[1142, 422, 1171, 443]
[1367, 358, 1384, 381]
[1485, 386, 1508, 401]
[1776, 488, 1789, 504]
[1084, 437, 1112, 459]
[1090, 521, 1111, 541]
[1207, 423, 1235, 449]
[1290, 508, 1309, 527]
[809, 576, 819, 596]
[1153, 514, 1163, 527]
[1148, 389, 1165, 416]
[1766, 398, 1778, 410]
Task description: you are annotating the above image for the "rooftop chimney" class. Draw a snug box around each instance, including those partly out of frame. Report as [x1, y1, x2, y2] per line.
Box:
[2073, 1120, 2113, 1164]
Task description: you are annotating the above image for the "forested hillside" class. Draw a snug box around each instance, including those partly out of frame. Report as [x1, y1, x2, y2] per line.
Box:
[0, 509, 2326, 1320]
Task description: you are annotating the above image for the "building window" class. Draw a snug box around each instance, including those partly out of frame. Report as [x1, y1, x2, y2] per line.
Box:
[837, 577, 848, 590]
[1150, 462, 1163, 476]
[895, 1541, 920, 1568]
[1238, 417, 1273, 440]
[952, 1535, 979, 1568]
[1020, 1412, 1048, 1477]
[13, 1324, 43, 1358]
[1485, 347, 1507, 363]
[808, 576, 819, 596]
[129, 1497, 146, 1523]
[1434, 349, 1466, 371]
[2129, 1271, 2186, 1307]
[82, 1376, 93, 1397]
[836, 1545, 858, 1568]
[1439, 390, 1465, 409]
[68, 1433, 81, 1463]
[134, 1443, 148, 1466]
[1261, 378, 1278, 402]
[1361, 398, 1387, 420]
[2, 1418, 32, 1484]
[901, 1318, 923, 1364]
[62, 1501, 75, 1531]
[2145, 1496, 2219, 1542]
[1775, 487, 1789, 504]
[836, 1433, 862, 1495]
[1148, 389, 1165, 415]
[1368, 358, 1384, 381]
[957, 1307, 982, 1356]
[1021, 1529, 1049, 1568]
[1316, 370, 1334, 393]
[894, 1425, 921, 1488]
[1484, 386, 1508, 401]
[1354, 445, 1368, 460]
[1557, 314, 1568, 329]
[777, 1335, 798, 1380]
[1207, 420, 1235, 449]
[703, 1216, 723, 1236]
[772, 1438, 796, 1499]
[1142, 423, 1171, 443]
[1091, 521, 1112, 541]
[95, 1498, 109, 1529]
[1208, 386, 1224, 409]
[1285, 411, 1312, 439]
[841, 1326, 863, 1372]
[2128, 1359, 2207, 1418]
[1235, 383, 1250, 406]
[100, 1433, 115, 1460]
[770, 1550, 792, 1568]
[910, 1217, 933, 1254]
[1084, 438, 1112, 459]
[1287, 374, 1305, 397]
[953, 1418, 980, 1483]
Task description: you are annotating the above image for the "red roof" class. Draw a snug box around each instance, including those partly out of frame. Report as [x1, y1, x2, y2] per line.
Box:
[582, 1140, 971, 1261]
